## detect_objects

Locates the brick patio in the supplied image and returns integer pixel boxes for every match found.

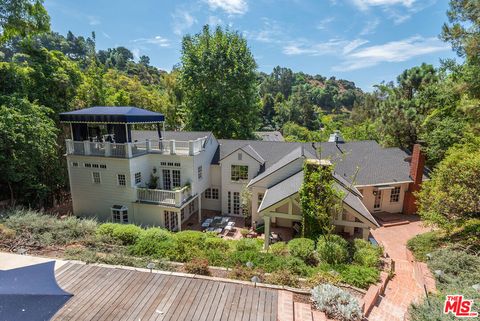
[369,217,434,321]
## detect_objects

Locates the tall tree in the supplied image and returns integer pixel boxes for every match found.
[180,25,260,139]
[0,0,50,43]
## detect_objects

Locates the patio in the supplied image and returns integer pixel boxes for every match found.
[182,210,246,240]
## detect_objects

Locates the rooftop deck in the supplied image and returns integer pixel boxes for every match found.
[65,137,207,158]
[52,262,278,321]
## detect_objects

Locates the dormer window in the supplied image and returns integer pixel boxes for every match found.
[231,165,248,181]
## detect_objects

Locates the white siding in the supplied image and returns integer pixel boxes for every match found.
[357,183,408,213]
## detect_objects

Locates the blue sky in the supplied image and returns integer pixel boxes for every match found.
[44,0,457,91]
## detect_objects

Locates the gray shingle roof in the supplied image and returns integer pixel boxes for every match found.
[220,144,265,164]
[258,170,379,227]
[255,131,285,141]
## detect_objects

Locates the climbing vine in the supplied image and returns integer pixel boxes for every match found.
[299,159,343,239]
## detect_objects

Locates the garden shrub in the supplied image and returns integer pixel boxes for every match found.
[265,269,299,287]
[204,248,227,266]
[110,224,142,245]
[228,266,264,281]
[130,228,172,256]
[287,238,316,264]
[317,235,349,265]
[307,270,342,287]
[205,237,230,251]
[0,224,16,239]
[269,242,289,256]
[235,238,262,251]
[338,265,379,289]
[174,230,207,249]
[312,284,362,321]
[96,223,117,238]
[184,258,211,276]
[352,239,381,267]
[407,231,441,261]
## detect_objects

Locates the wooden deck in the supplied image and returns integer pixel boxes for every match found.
[52,263,278,321]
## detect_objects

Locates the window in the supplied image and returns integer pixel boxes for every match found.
[198,166,203,180]
[161,161,167,166]
[205,188,219,200]
[100,164,107,169]
[117,174,126,186]
[72,162,78,167]
[258,193,264,207]
[111,206,128,223]
[164,211,178,231]
[233,192,240,215]
[231,165,248,181]
[174,162,181,167]
[238,153,242,161]
[172,170,181,188]
[84,163,92,168]
[374,190,382,209]
[134,172,142,185]
[92,164,99,168]
[189,201,195,215]
[228,192,231,213]
[390,187,401,203]
[92,172,101,184]
[168,162,174,166]
[181,208,185,221]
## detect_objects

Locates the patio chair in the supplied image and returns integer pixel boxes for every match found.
[221,217,230,224]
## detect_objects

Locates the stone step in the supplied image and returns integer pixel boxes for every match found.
[294,302,313,321]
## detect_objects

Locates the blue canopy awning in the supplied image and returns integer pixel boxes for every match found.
[59,106,165,124]
[0,261,72,321]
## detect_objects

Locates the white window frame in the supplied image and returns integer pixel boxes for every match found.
[211,188,219,200]
[198,166,203,180]
[233,192,240,215]
[134,172,142,185]
[172,170,181,188]
[117,174,126,186]
[231,165,248,182]
[92,172,101,184]
[111,206,128,223]
[390,186,401,203]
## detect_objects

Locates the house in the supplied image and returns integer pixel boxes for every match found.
[60,106,427,248]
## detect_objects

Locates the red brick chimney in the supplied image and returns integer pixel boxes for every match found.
[403,144,426,214]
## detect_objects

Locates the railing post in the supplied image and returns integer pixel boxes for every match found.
[189,140,194,156]
[83,140,91,155]
[175,190,181,207]
[126,143,132,158]
[170,140,176,155]
[65,139,73,154]
[105,142,112,157]
[146,139,151,152]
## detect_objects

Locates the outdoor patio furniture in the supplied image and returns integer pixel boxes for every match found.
[201,218,213,228]
[221,217,230,224]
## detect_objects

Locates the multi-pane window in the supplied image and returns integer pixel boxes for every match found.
[134,172,142,185]
[205,188,219,200]
[238,153,242,161]
[172,170,181,188]
[390,187,401,203]
[112,206,128,223]
[100,164,107,169]
[174,162,181,167]
[72,162,78,167]
[198,166,203,180]
[117,174,126,186]
[168,162,174,166]
[228,192,231,213]
[233,192,240,215]
[164,211,178,231]
[92,172,101,184]
[85,163,92,168]
[258,193,264,207]
[161,162,167,166]
[92,164,99,168]
[231,165,248,181]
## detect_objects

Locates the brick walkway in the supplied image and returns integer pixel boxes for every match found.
[369,218,434,321]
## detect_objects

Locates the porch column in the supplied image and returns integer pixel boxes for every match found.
[177,210,182,232]
[263,215,271,250]
[198,195,202,223]
[362,228,370,240]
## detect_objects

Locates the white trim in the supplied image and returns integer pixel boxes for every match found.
[354,181,413,188]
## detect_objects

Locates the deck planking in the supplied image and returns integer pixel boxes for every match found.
[53,263,279,321]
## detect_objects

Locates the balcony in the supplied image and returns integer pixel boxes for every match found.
[65,137,207,158]
[136,185,192,207]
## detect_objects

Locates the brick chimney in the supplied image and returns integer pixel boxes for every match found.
[403,144,426,215]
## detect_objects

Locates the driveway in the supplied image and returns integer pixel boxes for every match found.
[368,217,433,321]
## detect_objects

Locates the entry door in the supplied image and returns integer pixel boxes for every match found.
[162,169,171,190]
[374,190,382,211]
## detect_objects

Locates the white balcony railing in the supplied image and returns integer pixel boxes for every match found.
[136,185,192,207]
[65,137,207,158]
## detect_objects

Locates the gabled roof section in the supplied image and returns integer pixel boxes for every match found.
[255,131,285,141]
[258,170,379,228]
[247,146,315,187]
[219,144,265,164]
[59,106,165,123]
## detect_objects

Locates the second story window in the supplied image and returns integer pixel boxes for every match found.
[134,172,142,185]
[172,170,181,188]
[71,162,78,167]
[117,174,126,186]
[231,165,248,181]
[390,186,401,203]
[92,172,101,184]
[198,166,203,180]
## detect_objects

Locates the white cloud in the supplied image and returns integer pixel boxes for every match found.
[352,0,415,11]
[133,36,170,47]
[334,36,448,71]
[87,15,101,26]
[204,0,248,15]
[131,48,141,60]
[102,31,111,39]
[245,18,284,43]
[208,15,223,25]
[172,10,196,35]
[316,17,335,30]
[359,18,380,35]
[283,38,368,56]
